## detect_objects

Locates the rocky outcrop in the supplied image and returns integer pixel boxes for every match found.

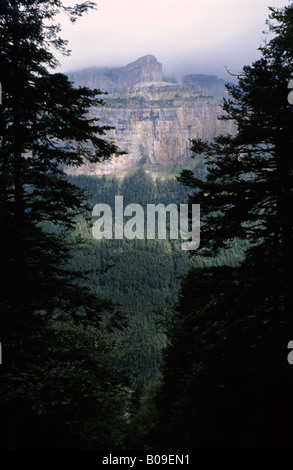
[66,56,235,176]
[117,55,163,91]
[67,55,163,95]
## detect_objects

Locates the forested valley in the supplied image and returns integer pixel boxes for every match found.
[1,0,293,454]
[67,167,246,391]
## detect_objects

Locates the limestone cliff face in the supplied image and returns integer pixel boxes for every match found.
[67,55,163,95]
[117,55,162,91]
[66,56,235,176]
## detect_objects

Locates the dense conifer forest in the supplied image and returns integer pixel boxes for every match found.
[68,167,247,390]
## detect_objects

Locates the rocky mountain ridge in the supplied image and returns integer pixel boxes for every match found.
[66,55,235,176]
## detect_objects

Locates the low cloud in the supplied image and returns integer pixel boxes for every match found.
[58,0,286,80]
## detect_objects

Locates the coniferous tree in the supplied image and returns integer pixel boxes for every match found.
[152,2,293,450]
[0,0,127,449]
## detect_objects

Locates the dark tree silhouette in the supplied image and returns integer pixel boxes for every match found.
[0,0,128,450]
[151,1,293,450]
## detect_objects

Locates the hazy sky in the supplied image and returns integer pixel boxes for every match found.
[58,0,287,80]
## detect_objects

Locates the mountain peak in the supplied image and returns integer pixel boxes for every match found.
[128,54,158,64]
[119,55,162,88]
